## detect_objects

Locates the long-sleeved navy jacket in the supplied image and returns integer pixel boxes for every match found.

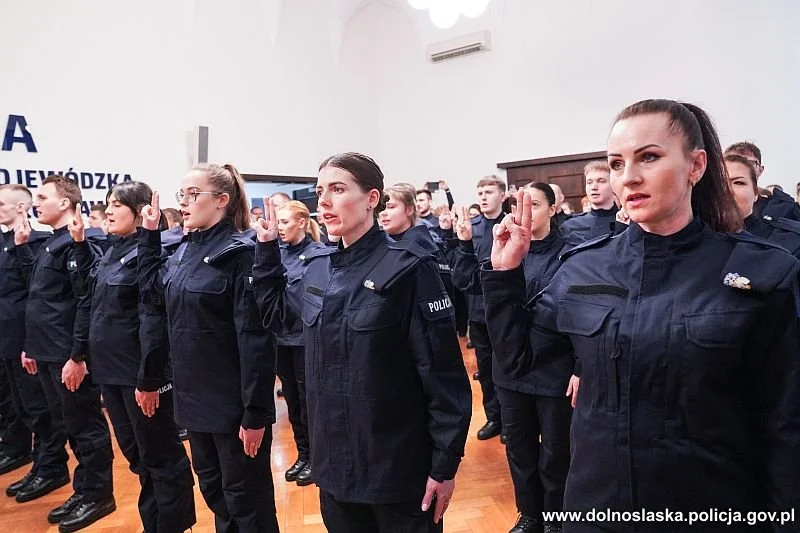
[482,218,800,531]
[137,219,276,433]
[253,224,471,504]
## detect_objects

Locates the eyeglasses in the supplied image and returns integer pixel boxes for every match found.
[175,190,222,203]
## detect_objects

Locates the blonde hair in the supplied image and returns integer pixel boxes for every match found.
[384,183,418,227]
[192,163,250,232]
[583,160,610,177]
[476,174,507,193]
[277,200,320,242]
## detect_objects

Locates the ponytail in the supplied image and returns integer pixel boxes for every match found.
[277,200,319,242]
[194,163,250,232]
[614,99,743,233]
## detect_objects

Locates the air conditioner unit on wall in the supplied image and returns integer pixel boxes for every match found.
[427,31,492,63]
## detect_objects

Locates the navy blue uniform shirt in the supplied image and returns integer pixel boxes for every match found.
[0,229,50,359]
[138,219,276,433]
[276,235,327,347]
[483,218,800,529]
[253,224,471,505]
[745,213,800,259]
[559,206,618,245]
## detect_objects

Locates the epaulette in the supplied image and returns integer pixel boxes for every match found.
[558,233,613,261]
[363,235,428,292]
[300,243,336,263]
[720,232,799,293]
[401,225,440,256]
[28,230,52,244]
[762,215,800,237]
[85,227,107,243]
[206,233,255,264]
[44,232,74,254]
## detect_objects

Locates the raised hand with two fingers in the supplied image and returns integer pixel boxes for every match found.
[250,198,279,243]
[141,191,161,231]
[490,188,532,271]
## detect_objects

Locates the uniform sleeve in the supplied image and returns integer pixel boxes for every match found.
[14,242,37,285]
[743,276,800,520]
[68,243,98,360]
[251,240,291,333]
[233,249,277,430]
[137,228,169,307]
[406,261,472,482]
[136,290,170,392]
[482,264,576,378]
[451,239,481,294]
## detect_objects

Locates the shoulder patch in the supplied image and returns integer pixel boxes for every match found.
[559,233,613,261]
[418,294,454,321]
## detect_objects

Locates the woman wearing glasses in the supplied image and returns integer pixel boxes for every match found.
[138,163,279,533]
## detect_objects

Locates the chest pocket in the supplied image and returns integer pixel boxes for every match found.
[186,276,228,295]
[104,258,137,287]
[557,299,620,411]
[346,299,404,396]
[684,310,751,351]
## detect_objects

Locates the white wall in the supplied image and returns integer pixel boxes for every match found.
[2,0,798,213]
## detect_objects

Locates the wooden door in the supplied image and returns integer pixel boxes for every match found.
[498,151,606,213]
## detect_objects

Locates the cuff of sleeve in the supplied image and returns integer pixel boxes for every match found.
[429,448,461,482]
[458,239,475,253]
[137,376,167,392]
[70,351,88,363]
[255,240,282,266]
[481,264,525,295]
[241,408,269,430]
[139,228,163,249]
[573,359,582,377]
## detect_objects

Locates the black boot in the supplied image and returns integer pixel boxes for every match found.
[0,454,32,476]
[6,469,36,497]
[296,463,313,487]
[476,420,502,440]
[285,458,308,482]
[15,474,70,503]
[58,496,116,532]
[510,515,542,533]
[543,523,562,533]
[48,493,85,524]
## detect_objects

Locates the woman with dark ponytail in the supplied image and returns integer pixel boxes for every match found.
[252,152,471,532]
[70,181,196,533]
[483,100,800,532]
[138,163,279,533]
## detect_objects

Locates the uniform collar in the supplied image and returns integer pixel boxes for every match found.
[628,216,706,256]
[282,235,311,253]
[52,225,70,238]
[529,229,560,254]
[590,206,619,217]
[188,218,233,243]
[330,224,383,268]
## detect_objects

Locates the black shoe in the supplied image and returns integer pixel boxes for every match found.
[6,469,36,497]
[457,329,467,338]
[296,464,313,487]
[500,433,507,445]
[0,454,32,476]
[15,474,70,503]
[510,514,542,533]
[276,388,284,398]
[285,459,308,482]
[48,493,85,524]
[178,428,189,441]
[543,523,562,533]
[477,421,502,440]
[466,342,474,349]
[58,496,116,533]
[472,371,480,380]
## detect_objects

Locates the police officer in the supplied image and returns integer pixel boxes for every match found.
[138,163,279,533]
[484,100,800,532]
[381,183,455,300]
[71,181,196,533]
[725,154,800,259]
[15,175,116,532]
[451,175,507,440]
[725,141,800,223]
[0,185,55,489]
[486,182,572,533]
[253,152,471,533]
[559,162,618,245]
[272,200,326,486]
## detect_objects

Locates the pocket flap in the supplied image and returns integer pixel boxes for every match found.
[556,300,613,337]
[685,310,750,349]
[185,276,228,295]
[349,301,399,331]
[302,300,322,327]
